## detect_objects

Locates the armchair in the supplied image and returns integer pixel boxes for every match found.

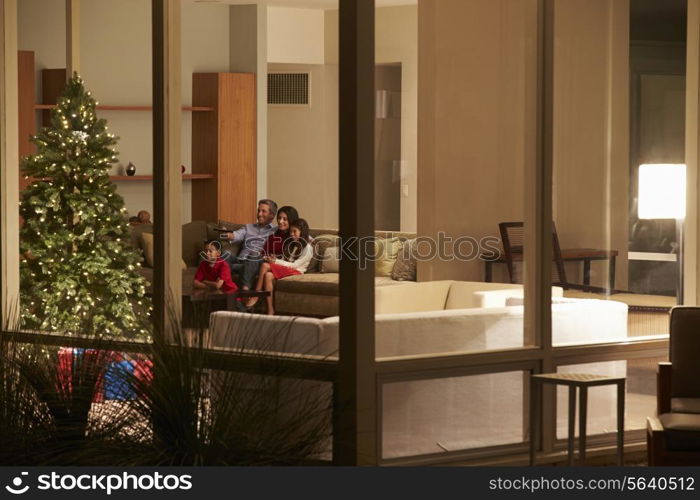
[646,307,700,465]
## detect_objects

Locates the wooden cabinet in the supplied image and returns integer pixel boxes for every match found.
[191,73,257,223]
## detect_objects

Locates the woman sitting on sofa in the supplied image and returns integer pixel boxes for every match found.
[261,205,299,258]
[246,218,313,315]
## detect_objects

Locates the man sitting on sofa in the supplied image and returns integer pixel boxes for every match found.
[220,199,278,290]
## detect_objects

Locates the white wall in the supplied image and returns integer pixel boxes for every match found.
[17,0,231,223]
[265,6,331,228]
[267,63,338,229]
[266,5,417,231]
[268,7,325,64]
[417,0,629,286]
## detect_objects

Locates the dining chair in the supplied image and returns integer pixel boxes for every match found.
[498,221,569,288]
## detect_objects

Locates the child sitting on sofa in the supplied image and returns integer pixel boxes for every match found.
[193,240,238,293]
[246,219,312,315]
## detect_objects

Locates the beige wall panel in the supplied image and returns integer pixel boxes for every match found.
[1,0,20,322]
[268,6,325,64]
[418,0,628,286]
[230,3,267,203]
[418,0,534,282]
[685,0,700,306]
[552,0,629,290]
[376,6,418,232]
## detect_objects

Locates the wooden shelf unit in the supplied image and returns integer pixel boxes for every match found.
[27,174,215,183]
[110,174,214,181]
[34,104,214,112]
[191,73,257,223]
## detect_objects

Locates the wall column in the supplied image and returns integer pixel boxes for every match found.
[230,4,267,201]
[0,0,19,327]
[525,0,555,454]
[335,0,377,466]
[685,0,700,306]
[152,0,182,341]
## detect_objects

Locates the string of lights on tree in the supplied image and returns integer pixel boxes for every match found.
[20,73,152,342]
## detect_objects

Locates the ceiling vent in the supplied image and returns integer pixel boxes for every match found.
[268,72,310,106]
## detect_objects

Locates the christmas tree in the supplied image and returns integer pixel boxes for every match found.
[20,74,151,340]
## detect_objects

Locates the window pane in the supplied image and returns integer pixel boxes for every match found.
[389,0,530,354]
[382,371,526,459]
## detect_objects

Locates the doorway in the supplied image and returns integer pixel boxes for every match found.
[375,64,402,231]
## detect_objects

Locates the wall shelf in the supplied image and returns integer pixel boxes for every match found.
[28,174,215,183]
[18,60,256,221]
[34,104,214,112]
[110,174,215,181]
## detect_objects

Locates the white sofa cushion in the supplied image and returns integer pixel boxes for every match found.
[472,286,564,308]
[444,281,523,309]
[375,280,564,312]
[550,297,627,345]
[374,280,453,314]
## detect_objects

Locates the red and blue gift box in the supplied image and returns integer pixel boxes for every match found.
[57,348,152,401]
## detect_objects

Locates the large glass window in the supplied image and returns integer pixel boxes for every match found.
[381,370,527,459]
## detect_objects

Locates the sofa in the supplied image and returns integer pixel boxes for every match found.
[273,227,417,317]
[208,281,628,458]
[129,221,417,312]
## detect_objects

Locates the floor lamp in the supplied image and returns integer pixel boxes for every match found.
[638,163,686,302]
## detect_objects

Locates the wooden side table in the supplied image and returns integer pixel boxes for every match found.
[183,289,271,326]
[530,372,625,466]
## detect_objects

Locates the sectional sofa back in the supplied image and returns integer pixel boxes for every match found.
[444,281,526,309]
[307,228,416,240]
[210,295,627,359]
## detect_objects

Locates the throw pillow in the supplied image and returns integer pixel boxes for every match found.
[390,238,417,281]
[308,234,341,273]
[141,231,154,268]
[130,224,153,256]
[375,237,401,277]
[320,246,341,273]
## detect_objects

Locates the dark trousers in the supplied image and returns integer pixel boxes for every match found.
[228,257,262,289]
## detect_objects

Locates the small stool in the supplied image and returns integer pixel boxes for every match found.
[530,372,625,466]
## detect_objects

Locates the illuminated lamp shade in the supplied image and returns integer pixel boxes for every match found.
[638,164,686,219]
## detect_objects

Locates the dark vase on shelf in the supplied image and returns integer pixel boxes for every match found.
[126,162,136,176]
